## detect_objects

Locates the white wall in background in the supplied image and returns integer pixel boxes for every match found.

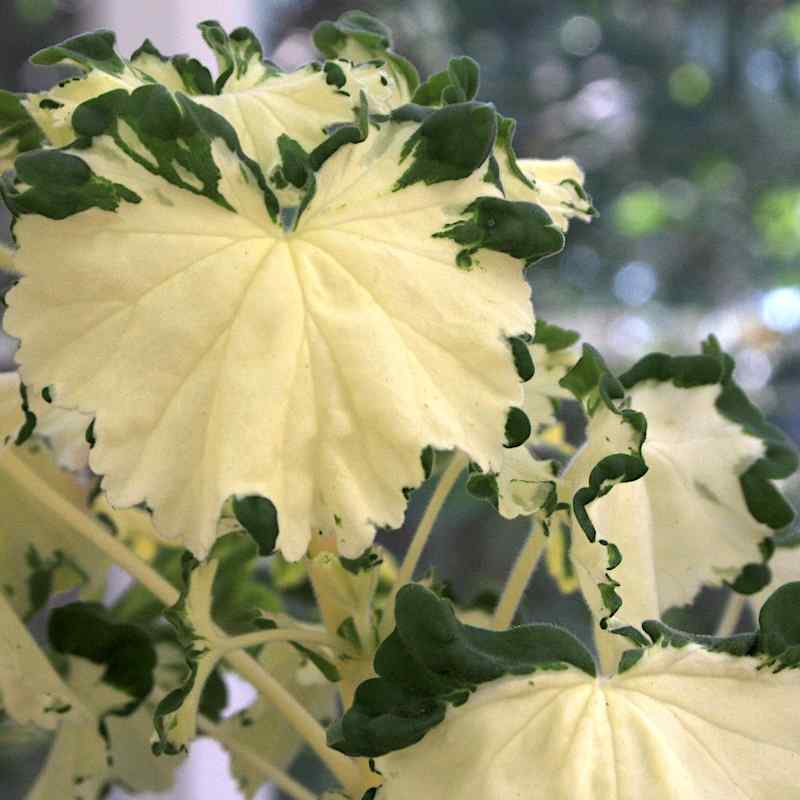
[86,0,263,62]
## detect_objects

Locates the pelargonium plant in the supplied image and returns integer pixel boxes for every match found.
[0,11,798,800]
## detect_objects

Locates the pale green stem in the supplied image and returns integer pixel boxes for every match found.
[217,627,338,654]
[493,522,546,629]
[380,451,468,640]
[715,592,747,638]
[594,625,624,676]
[2,449,359,794]
[198,715,316,800]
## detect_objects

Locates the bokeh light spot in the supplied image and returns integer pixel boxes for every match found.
[613,261,658,306]
[669,63,712,106]
[613,187,668,237]
[560,16,602,58]
[761,286,800,332]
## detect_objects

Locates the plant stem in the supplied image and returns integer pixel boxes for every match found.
[380,451,468,640]
[715,591,747,637]
[593,625,625,676]
[2,449,359,794]
[493,522,546,629]
[198,715,316,800]
[218,627,337,654]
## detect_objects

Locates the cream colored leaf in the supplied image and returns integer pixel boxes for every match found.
[495,446,557,519]
[26,716,108,800]
[376,645,800,799]
[499,152,594,230]
[0,369,91,469]
[24,656,180,800]
[197,61,399,174]
[104,704,185,794]
[28,391,92,471]
[566,382,768,640]
[0,596,171,798]
[0,592,89,729]
[24,69,137,149]
[0,371,25,445]
[0,241,14,269]
[752,543,800,612]
[8,117,534,560]
[523,341,577,430]
[24,38,399,182]
[0,445,106,618]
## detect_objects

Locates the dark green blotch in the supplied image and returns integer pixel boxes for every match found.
[617,649,645,673]
[411,70,452,106]
[0,91,47,168]
[465,471,498,507]
[727,562,772,595]
[233,495,279,556]
[508,335,535,382]
[15,382,36,446]
[7,149,140,220]
[413,56,480,107]
[31,30,126,75]
[328,584,595,757]
[324,61,347,89]
[309,90,369,172]
[49,602,156,709]
[341,549,383,575]
[71,85,278,221]
[642,619,758,657]
[395,102,497,190]
[533,319,580,352]
[85,419,96,447]
[504,406,531,448]
[435,196,564,268]
[443,56,480,104]
[758,581,800,668]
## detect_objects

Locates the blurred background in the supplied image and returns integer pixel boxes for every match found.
[1,0,799,798]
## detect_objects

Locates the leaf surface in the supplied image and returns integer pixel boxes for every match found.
[375,643,800,799]
[6,100,554,559]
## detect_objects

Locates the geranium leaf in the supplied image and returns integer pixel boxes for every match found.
[371,636,800,798]
[5,93,555,560]
[562,339,797,663]
[0,592,88,729]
